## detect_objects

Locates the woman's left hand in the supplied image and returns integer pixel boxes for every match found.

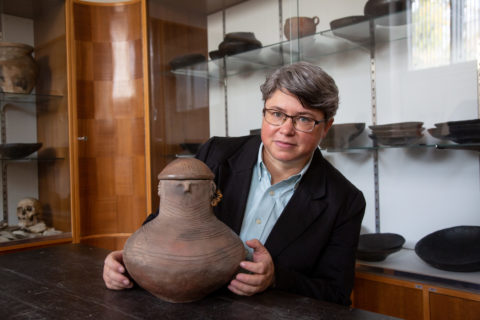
[228,239,275,296]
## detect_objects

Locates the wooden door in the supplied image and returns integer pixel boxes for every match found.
[70,0,150,250]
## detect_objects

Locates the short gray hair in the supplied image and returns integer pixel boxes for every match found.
[260,62,339,120]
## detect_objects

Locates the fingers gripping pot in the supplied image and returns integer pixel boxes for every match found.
[123,158,246,303]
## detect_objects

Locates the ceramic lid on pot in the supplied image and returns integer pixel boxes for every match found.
[158,157,214,180]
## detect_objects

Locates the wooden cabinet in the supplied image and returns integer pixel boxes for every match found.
[429,290,480,320]
[0,0,72,253]
[1,0,152,253]
[353,271,480,320]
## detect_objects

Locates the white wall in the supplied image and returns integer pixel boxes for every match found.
[207,0,480,248]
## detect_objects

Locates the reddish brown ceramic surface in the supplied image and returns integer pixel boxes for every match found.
[124,158,245,303]
[284,16,319,40]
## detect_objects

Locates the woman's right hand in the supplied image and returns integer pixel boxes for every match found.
[103,250,134,290]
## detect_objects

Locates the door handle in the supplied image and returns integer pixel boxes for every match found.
[77,136,88,141]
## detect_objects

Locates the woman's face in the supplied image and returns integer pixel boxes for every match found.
[261,89,333,168]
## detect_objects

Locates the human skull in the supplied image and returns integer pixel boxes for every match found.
[17,197,42,228]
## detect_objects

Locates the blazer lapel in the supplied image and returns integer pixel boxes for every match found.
[215,136,261,234]
[265,150,328,258]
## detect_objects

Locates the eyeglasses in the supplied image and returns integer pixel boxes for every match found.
[262,108,327,133]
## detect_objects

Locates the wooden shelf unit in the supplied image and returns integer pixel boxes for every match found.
[353,270,480,320]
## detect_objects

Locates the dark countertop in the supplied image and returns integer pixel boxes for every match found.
[0,244,397,320]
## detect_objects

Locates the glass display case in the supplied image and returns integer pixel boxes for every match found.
[0,0,71,251]
[146,0,479,274]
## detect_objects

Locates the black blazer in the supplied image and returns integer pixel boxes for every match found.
[195,135,366,306]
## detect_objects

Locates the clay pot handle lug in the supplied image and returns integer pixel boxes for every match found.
[211,189,223,207]
[313,16,319,26]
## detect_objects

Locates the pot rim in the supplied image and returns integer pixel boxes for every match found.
[0,41,34,51]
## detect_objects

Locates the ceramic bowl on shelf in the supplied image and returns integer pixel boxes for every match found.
[209,50,223,60]
[369,121,424,131]
[364,0,408,26]
[211,32,262,59]
[0,143,42,159]
[415,226,480,272]
[370,127,424,137]
[357,232,405,262]
[427,127,447,140]
[430,119,480,144]
[320,122,365,149]
[369,134,423,147]
[218,40,262,57]
[435,120,480,133]
[169,53,206,70]
[329,15,371,43]
[368,121,425,146]
[224,32,262,47]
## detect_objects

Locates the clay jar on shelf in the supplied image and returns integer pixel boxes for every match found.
[284,16,319,40]
[123,157,246,303]
[0,42,38,94]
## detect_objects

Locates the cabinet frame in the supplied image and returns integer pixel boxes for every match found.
[354,270,480,320]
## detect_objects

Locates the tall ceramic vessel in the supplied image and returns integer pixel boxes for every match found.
[0,42,38,94]
[123,158,246,303]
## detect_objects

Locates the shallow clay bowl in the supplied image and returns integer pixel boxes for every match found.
[169,53,206,70]
[329,16,371,43]
[369,121,424,131]
[224,32,262,47]
[357,232,405,262]
[364,0,408,25]
[371,128,424,137]
[218,40,261,56]
[415,226,480,272]
[0,143,42,159]
[369,134,422,146]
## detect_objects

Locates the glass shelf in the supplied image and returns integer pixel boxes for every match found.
[171,36,368,80]
[0,156,66,162]
[322,142,480,153]
[170,13,412,80]
[0,92,63,104]
[0,231,72,249]
[321,14,409,49]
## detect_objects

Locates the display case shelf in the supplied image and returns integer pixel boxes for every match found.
[170,13,411,81]
[0,232,72,251]
[0,156,66,162]
[0,92,63,105]
[322,142,480,153]
[171,34,368,80]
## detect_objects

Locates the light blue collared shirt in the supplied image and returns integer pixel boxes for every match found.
[239,143,313,259]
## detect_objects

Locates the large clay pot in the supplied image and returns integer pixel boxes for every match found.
[284,16,319,40]
[0,42,38,94]
[123,158,246,303]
